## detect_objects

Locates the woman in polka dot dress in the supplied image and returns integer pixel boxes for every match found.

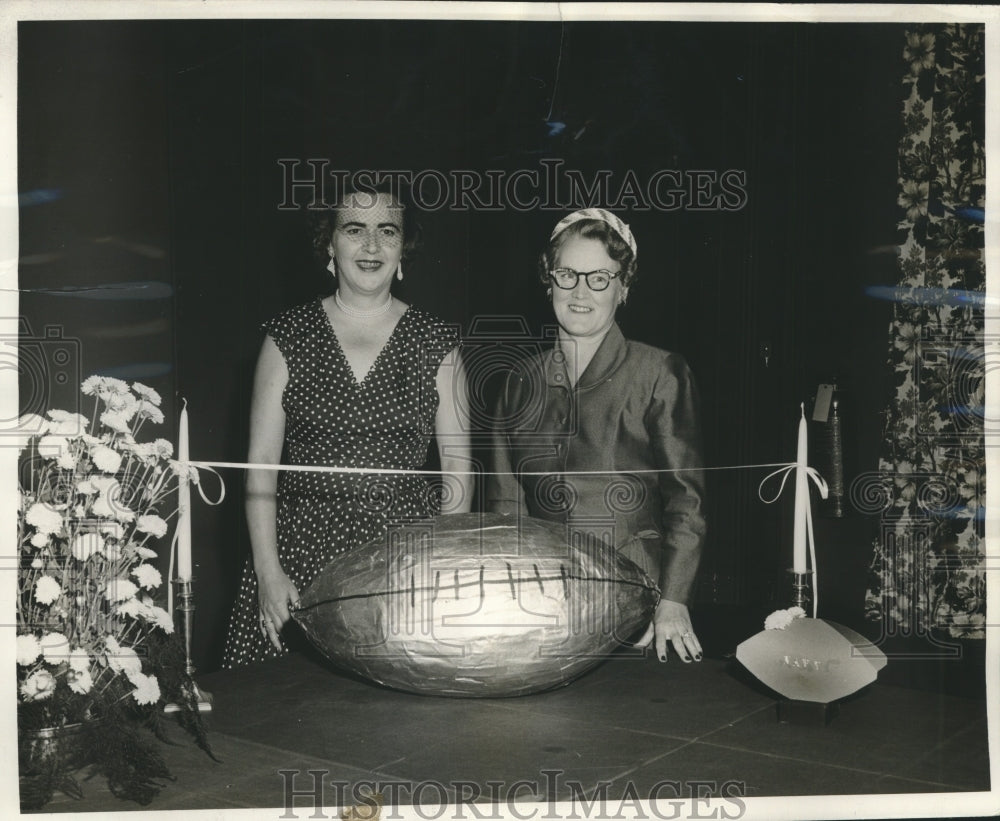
[221,187,472,668]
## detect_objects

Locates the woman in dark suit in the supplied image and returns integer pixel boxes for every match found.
[486,208,706,663]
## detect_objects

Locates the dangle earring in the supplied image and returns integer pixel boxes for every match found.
[546,286,552,298]
[396,260,404,281]
[327,254,337,276]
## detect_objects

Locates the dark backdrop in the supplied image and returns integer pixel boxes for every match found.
[18,19,902,672]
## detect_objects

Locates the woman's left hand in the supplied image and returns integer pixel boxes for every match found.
[637,599,702,663]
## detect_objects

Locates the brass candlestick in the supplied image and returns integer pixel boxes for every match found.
[167,578,213,712]
[789,569,813,612]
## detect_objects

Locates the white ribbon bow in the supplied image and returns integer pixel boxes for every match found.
[757,462,829,618]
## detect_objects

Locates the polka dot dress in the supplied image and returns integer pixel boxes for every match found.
[221,297,459,668]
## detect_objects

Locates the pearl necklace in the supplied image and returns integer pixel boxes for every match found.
[335,289,393,318]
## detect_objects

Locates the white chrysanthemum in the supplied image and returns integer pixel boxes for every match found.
[18,412,49,436]
[100,521,124,539]
[136,546,158,560]
[56,446,78,471]
[136,515,168,538]
[30,556,44,568]
[113,502,135,524]
[67,646,91,673]
[71,532,101,562]
[127,441,158,463]
[36,434,71,463]
[132,563,162,590]
[137,401,165,425]
[153,438,174,460]
[25,502,63,535]
[81,375,102,395]
[30,531,50,548]
[106,639,143,676]
[90,479,135,523]
[100,409,132,434]
[91,444,123,474]
[34,575,62,605]
[169,460,199,483]
[116,598,144,619]
[16,634,42,666]
[39,631,70,664]
[764,610,790,630]
[147,604,174,633]
[76,478,98,495]
[92,376,131,398]
[45,410,89,436]
[20,670,56,701]
[105,390,139,420]
[127,670,161,705]
[91,495,114,518]
[132,382,162,406]
[67,668,94,695]
[105,578,138,602]
[764,606,807,631]
[91,476,118,493]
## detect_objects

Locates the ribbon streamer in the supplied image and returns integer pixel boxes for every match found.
[757,463,830,504]
[757,462,829,617]
[190,459,792,478]
[167,463,228,616]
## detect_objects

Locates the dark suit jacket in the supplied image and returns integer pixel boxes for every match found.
[485,323,706,604]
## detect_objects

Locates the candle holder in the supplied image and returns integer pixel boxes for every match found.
[166,577,213,713]
[788,569,813,611]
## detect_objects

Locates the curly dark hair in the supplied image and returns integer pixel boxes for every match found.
[309,178,423,264]
[537,218,638,290]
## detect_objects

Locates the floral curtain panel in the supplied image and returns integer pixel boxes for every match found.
[864,24,986,639]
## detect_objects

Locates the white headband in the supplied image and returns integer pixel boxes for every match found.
[550,208,637,258]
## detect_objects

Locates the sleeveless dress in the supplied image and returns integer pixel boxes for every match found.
[221,297,459,668]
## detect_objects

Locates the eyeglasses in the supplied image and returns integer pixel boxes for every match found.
[549,268,621,291]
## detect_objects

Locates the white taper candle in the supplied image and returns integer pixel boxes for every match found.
[177,401,193,581]
[793,402,809,574]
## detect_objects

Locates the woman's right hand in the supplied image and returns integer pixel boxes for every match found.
[256,569,300,651]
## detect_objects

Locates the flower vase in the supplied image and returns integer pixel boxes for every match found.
[20,718,100,775]
[19,717,105,809]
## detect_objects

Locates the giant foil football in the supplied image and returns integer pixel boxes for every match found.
[293,513,660,697]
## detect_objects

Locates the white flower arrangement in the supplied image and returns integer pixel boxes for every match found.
[17,377,192,722]
[17,377,214,810]
[764,606,807,631]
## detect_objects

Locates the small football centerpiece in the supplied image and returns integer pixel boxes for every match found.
[738,404,887,723]
[736,607,887,723]
[294,513,659,697]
